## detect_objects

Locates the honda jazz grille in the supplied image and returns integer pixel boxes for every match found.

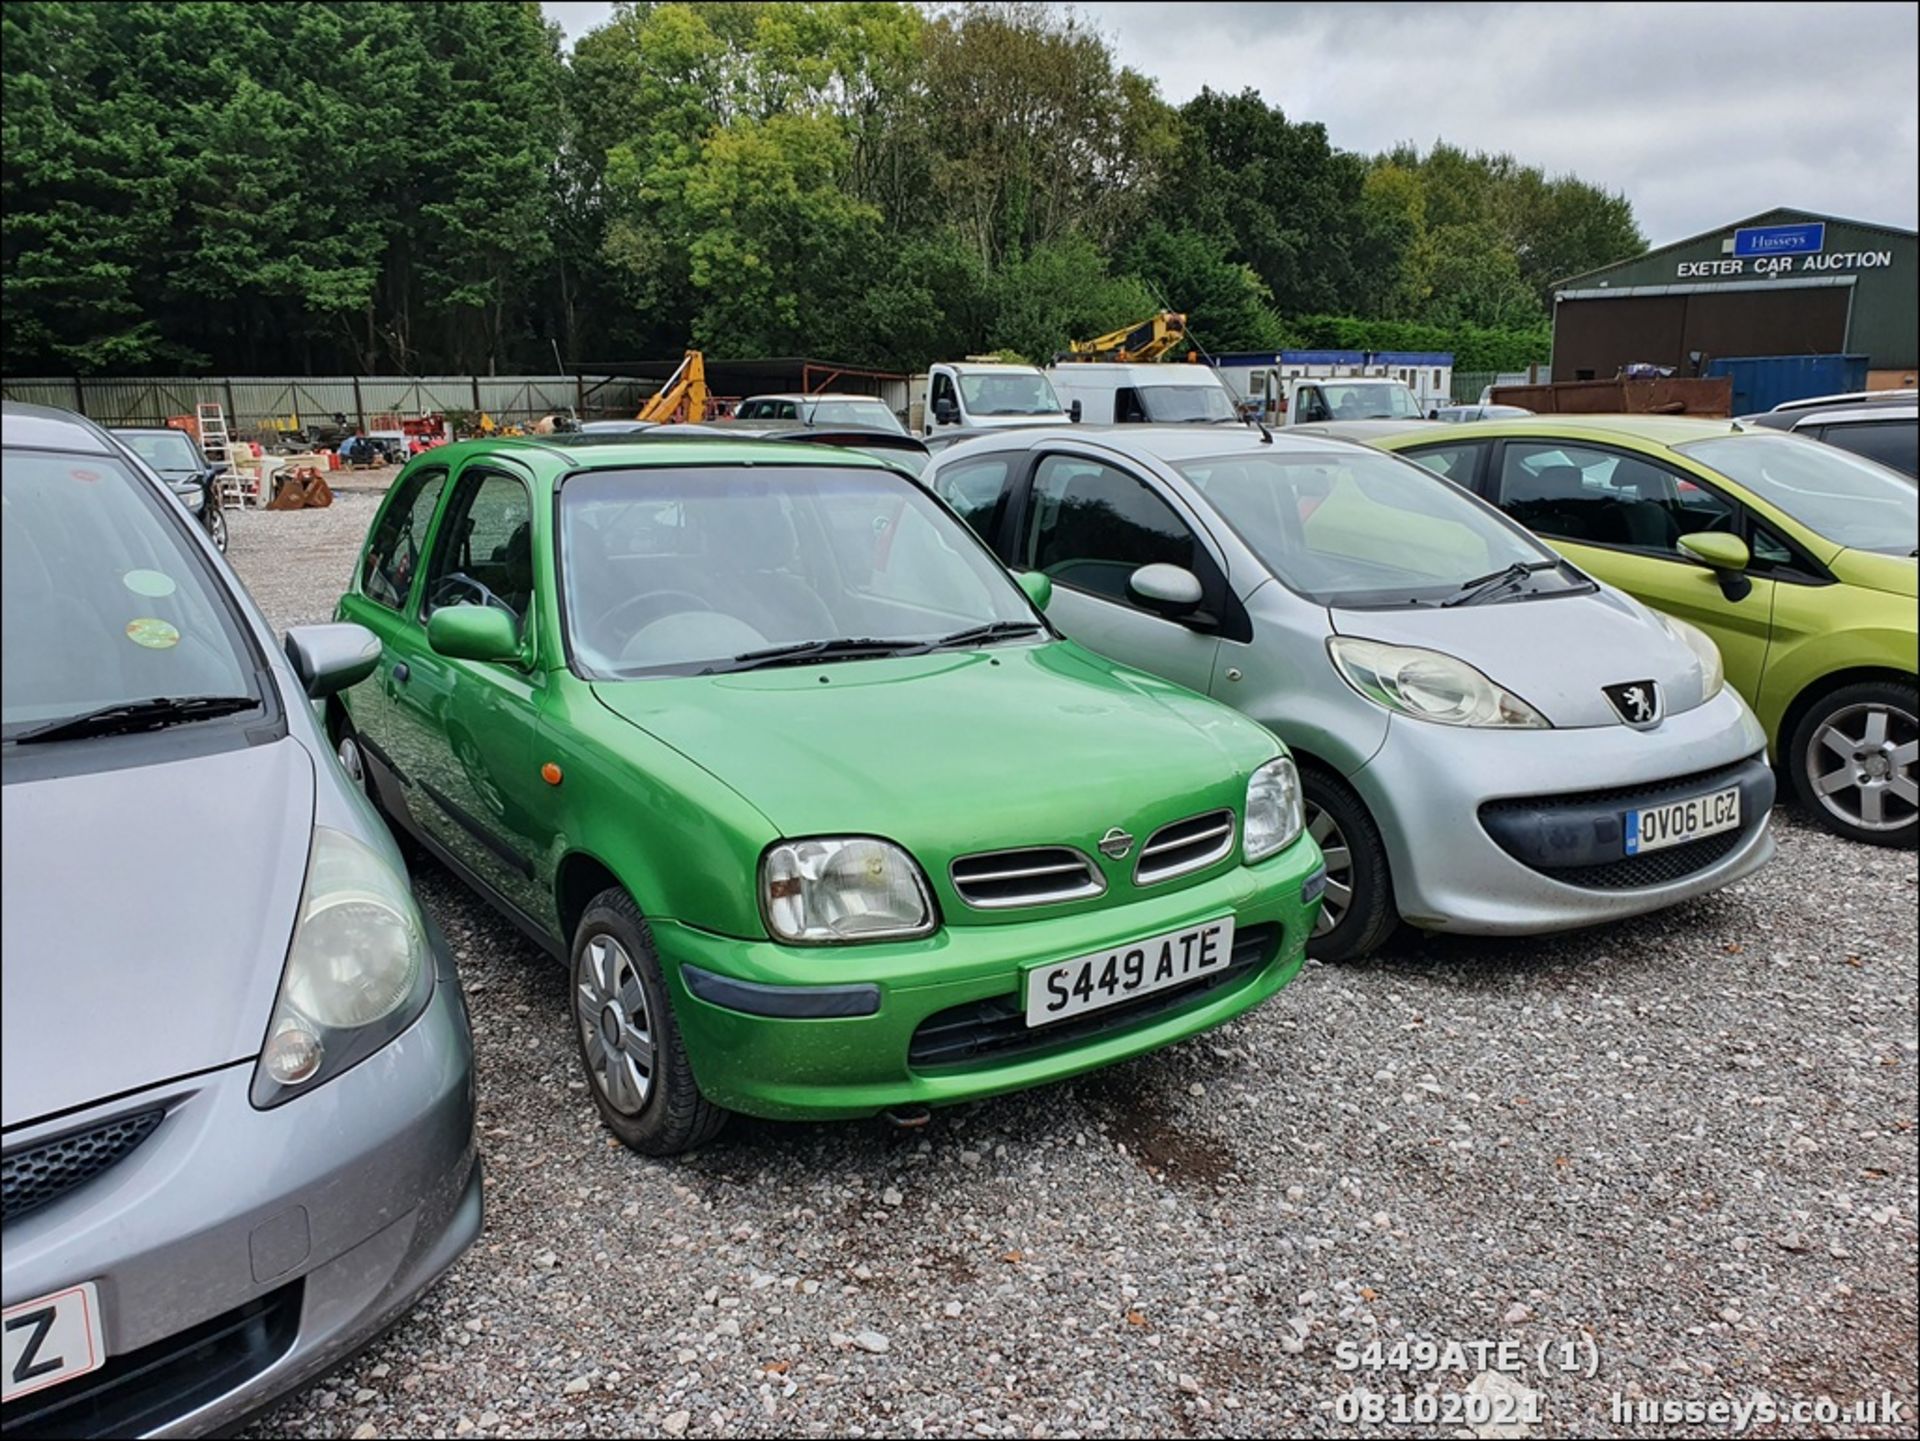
[3,1109,166,1220]
[950,846,1104,909]
[1134,809,1236,886]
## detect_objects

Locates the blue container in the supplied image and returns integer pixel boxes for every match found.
[1706,354,1869,415]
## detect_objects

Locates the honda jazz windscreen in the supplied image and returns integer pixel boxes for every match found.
[1173,448,1593,608]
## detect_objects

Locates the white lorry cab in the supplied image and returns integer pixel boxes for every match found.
[1042,362,1240,426]
[1267,374,1428,426]
[921,362,1071,436]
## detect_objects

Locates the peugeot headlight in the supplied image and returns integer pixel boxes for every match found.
[1328,638,1549,729]
[1243,756,1304,863]
[251,827,434,1107]
[1654,611,1725,702]
[761,837,936,944]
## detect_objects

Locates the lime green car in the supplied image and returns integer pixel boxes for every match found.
[1376,417,1918,847]
[329,435,1324,1153]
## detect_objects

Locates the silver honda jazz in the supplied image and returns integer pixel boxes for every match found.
[2,403,479,1436]
[924,424,1776,958]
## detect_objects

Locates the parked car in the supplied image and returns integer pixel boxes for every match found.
[1431,403,1533,424]
[1376,416,1918,847]
[328,434,1326,1153]
[577,419,656,435]
[732,393,906,434]
[1044,363,1240,426]
[1768,402,1917,479]
[923,425,1778,959]
[1744,388,1916,428]
[923,362,1074,436]
[1,403,480,1437]
[110,424,230,552]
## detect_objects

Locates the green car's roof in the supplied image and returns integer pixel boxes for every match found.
[424,433,902,479]
[1377,414,1746,451]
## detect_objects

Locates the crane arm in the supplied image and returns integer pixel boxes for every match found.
[1058,311,1188,363]
[637,350,709,422]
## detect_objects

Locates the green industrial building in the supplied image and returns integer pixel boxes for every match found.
[1550,207,1918,386]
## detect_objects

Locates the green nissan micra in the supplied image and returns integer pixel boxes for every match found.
[331,435,1324,1153]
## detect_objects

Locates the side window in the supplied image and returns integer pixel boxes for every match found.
[737,401,761,420]
[1025,455,1198,606]
[1295,386,1330,424]
[1820,419,1917,475]
[1496,442,1736,555]
[773,400,799,421]
[1115,388,1149,424]
[931,374,957,411]
[422,470,535,634]
[1401,441,1487,490]
[931,454,1015,548]
[361,466,449,610]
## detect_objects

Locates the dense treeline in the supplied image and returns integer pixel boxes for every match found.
[1,0,1646,376]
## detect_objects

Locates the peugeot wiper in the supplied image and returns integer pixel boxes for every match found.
[701,637,918,674]
[12,694,260,744]
[922,620,1047,651]
[1441,559,1560,608]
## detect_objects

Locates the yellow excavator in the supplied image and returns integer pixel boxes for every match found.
[637,349,710,423]
[1057,311,1188,364]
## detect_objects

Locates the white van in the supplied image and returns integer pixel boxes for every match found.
[922,363,1071,436]
[1044,363,1240,426]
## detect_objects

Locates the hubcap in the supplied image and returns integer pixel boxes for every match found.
[575,935,654,1115]
[336,735,365,787]
[1303,801,1355,937]
[1807,702,1918,833]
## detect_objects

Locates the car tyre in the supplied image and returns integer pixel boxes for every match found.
[1300,765,1399,962]
[571,888,728,1156]
[1787,680,1918,848]
[207,502,229,553]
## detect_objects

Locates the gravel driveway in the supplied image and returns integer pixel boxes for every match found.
[225,498,1918,1439]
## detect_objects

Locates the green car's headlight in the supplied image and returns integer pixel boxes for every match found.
[761,837,936,944]
[1243,756,1304,863]
[251,827,434,1108]
[1328,637,1549,729]
[1655,610,1725,702]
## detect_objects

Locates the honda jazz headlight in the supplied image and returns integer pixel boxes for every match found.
[1328,638,1549,728]
[251,827,434,1107]
[1243,756,1304,863]
[1654,611,1725,702]
[761,837,936,944]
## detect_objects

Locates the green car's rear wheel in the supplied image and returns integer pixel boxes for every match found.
[571,888,728,1156]
[1788,680,1918,848]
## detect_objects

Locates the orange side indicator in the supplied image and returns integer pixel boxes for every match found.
[541,762,563,786]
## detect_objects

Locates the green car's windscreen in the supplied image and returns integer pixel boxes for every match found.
[1173,448,1583,607]
[560,465,1039,676]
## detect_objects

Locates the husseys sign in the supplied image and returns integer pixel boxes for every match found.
[1678,223,1894,279]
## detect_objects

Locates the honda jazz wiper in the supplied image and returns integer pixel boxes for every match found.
[12,694,260,744]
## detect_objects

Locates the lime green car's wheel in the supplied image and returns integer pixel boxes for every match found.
[571,888,728,1155]
[1790,681,1918,848]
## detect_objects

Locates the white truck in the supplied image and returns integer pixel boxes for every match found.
[1042,363,1240,425]
[919,362,1072,436]
[1252,374,1431,426]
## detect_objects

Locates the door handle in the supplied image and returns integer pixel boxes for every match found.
[392,662,411,685]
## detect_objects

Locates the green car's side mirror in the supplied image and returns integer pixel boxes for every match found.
[427,605,521,663]
[1678,532,1753,601]
[1017,571,1053,612]
[1678,532,1750,573]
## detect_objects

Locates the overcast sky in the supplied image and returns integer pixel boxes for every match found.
[540,1,1919,245]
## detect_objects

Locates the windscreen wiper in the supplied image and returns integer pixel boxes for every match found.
[1441,559,1560,608]
[921,620,1047,651]
[701,637,919,674]
[12,694,260,744]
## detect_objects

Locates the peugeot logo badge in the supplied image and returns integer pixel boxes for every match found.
[1097,827,1135,860]
[1603,679,1662,730]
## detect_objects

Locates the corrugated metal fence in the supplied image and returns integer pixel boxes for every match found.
[1,374,654,433]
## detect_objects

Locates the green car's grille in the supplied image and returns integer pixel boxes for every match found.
[908,923,1281,1070]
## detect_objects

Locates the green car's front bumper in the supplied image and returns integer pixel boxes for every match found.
[654,840,1325,1121]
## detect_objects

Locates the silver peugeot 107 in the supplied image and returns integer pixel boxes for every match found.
[1,403,479,1437]
[925,425,1777,958]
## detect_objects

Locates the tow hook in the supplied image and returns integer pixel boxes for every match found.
[882,1106,931,1129]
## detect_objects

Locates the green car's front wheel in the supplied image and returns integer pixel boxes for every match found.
[1788,680,1918,848]
[571,889,728,1156]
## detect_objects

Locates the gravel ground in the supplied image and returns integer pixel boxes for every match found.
[226,498,1918,1439]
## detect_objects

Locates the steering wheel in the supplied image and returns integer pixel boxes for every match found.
[431,571,514,614]
[598,589,716,639]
